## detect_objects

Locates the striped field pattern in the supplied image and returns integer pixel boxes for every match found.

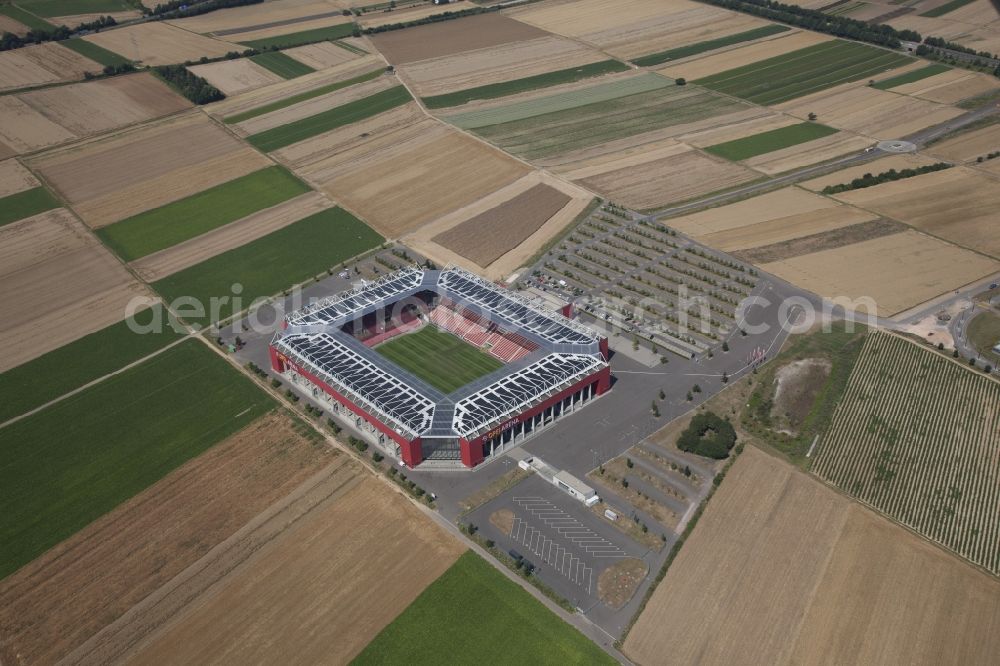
[813,330,1000,574]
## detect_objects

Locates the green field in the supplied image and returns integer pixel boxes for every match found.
[240,22,356,49]
[374,325,503,393]
[694,40,913,105]
[153,207,383,327]
[0,304,184,424]
[353,552,615,665]
[631,24,790,67]
[61,37,132,66]
[871,63,950,90]
[422,60,631,109]
[466,82,748,161]
[0,3,53,29]
[0,339,274,580]
[704,121,839,161]
[968,310,1000,363]
[248,84,411,152]
[97,166,311,261]
[920,0,976,17]
[12,0,132,17]
[0,186,60,227]
[250,51,315,79]
[224,68,384,124]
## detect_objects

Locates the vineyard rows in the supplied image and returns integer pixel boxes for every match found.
[814,330,1000,574]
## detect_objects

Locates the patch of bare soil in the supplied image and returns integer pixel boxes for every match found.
[370,12,547,64]
[770,358,832,435]
[597,558,647,610]
[490,508,515,534]
[733,218,907,264]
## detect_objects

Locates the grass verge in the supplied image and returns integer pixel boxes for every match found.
[97,166,310,261]
[0,186,60,227]
[374,325,503,393]
[250,51,315,79]
[240,22,356,49]
[0,339,275,580]
[352,551,615,664]
[153,207,383,327]
[631,24,790,67]
[704,121,839,161]
[60,38,131,66]
[223,68,384,123]
[0,304,184,424]
[247,84,411,152]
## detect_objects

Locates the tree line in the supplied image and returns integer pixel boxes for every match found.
[0,15,115,51]
[153,65,225,104]
[821,162,952,195]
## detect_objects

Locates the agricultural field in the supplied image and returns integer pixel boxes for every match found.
[871,63,951,90]
[889,68,1000,105]
[631,24,791,66]
[0,411,332,664]
[375,325,504,393]
[815,330,1000,574]
[238,21,356,49]
[357,0,470,29]
[29,111,271,227]
[0,161,59,226]
[109,474,465,665]
[888,1,1000,55]
[370,12,547,64]
[0,208,152,372]
[399,34,611,101]
[250,51,315,79]
[355,552,615,664]
[692,40,913,105]
[927,122,1000,174]
[60,38,132,67]
[0,4,41,34]
[509,0,773,61]
[12,0,134,18]
[187,59,285,96]
[81,22,239,66]
[624,446,1000,665]
[0,42,101,93]
[704,122,839,161]
[96,166,311,261]
[283,40,361,69]
[659,30,831,80]
[284,110,531,237]
[152,207,383,327]
[831,166,1000,259]
[167,0,350,37]
[798,152,942,191]
[0,339,275,579]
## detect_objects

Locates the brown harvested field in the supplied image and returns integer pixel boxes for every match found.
[370,12,548,64]
[743,132,872,175]
[575,143,759,209]
[0,412,333,665]
[217,13,353,43]
[284,41,360,69]
[0,42,101,92]
[130,192,332,281]
[699,205,879,253]
[677,113,795,147]
[891,68,1000,104]
[359,0,470,28]
[661,30,831,80]
[0,97,74,154]
[232,74,396,136]
[82,23,239,66]
[668,186,841,238]
[510,0,769,61]
[0,14,28,36]
[289,110,531,237]
[433,183,571,267]
[0,209,151,372]
[188,59,284,96]
[0,158,40,197]
[206,55,383,119]
[925,122,1000,163]
[798,152,941,191]
[88,474,464,666]
[762,230,999,316]
[776,83,963,138]
[18,73,191,136]
[52,10,141,27]
[168,0,348,35]
[833,166,1000,258]
[400,35,605,98]
[733,218,908,264]
[29,112,271,227]
[624,446,1000,666]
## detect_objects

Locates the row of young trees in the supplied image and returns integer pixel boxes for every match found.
[821,162,952,195]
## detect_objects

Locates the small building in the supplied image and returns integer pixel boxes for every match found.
[553,470,599,506]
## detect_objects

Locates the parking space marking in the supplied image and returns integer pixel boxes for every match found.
[509,517,593,595]
[513,497,628,558]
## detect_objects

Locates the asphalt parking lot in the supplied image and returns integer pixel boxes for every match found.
[467,475,649,612]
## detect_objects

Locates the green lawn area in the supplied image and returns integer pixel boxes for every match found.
[97,166,311,261]
[631,24,790,67]
[224,68,384,123]
[968,310,1000,363]
[0,304,184,424]
[704,121,839,161]
[0,186,60,227]
[240,22,356,49]
[13,0,132,17]
[0,339,274,580]
[248,84,411,152]
[153,207,383,327]
[61,37,131,66]
[0,3,53,29]
[250,51,315,79]
[694,40,913,105]
[920,0,976,17]
[422,60,630,109]
[374,325,503,393]
[871,63,950,90]
[352,551,615,665]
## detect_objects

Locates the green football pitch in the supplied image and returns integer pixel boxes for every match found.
[374,325,503,393]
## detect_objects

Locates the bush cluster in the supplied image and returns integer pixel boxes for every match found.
[677,412,737,459]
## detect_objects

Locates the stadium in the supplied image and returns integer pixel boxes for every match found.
[269,266,610,469]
